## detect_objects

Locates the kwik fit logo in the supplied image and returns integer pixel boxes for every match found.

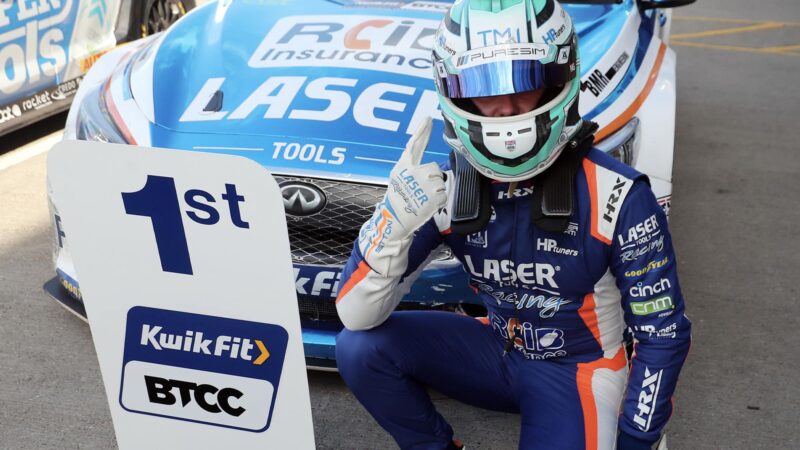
[120,307,288,432]
[139,324,270,365]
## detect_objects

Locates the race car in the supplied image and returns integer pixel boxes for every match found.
[0,0,199,136]
[46,0,694,369]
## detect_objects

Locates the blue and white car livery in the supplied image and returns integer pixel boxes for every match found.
[48,0,691,369]
[0,0,196,136]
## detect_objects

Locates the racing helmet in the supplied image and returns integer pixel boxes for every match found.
[432,0,582,182]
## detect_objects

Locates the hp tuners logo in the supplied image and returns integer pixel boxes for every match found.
[120,307,288,432]
[633,367,663,431]
[248,15,439,78]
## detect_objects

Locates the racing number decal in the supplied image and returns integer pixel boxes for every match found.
[122,176,250,275]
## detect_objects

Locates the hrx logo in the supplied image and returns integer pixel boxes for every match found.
[633,367,663,431]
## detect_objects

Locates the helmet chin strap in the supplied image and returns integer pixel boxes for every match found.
[449,121,598,235]
[449,149,493,235]
[531,120,598,233]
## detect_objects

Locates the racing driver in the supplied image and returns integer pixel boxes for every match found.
[335,1,691,449]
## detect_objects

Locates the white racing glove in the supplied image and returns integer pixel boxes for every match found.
[357,117,448,275]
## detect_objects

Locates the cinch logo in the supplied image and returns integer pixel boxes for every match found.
[249,15,439,78]
[633,367,663,431]
[139,325,270,365]
[120,307,288,432]
[630,296,674,316]
[629,278,671,298]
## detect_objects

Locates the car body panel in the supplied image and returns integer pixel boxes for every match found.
[0,0,124,134]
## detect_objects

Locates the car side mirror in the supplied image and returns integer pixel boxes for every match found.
[638,0,696,10]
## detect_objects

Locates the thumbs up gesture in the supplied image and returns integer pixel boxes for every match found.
[382,117,448,239]
[359,117,448,256]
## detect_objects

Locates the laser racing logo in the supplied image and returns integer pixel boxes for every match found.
[248,15,440,78]
[119,307,288,432]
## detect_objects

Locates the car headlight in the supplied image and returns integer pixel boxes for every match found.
[595,117,639,166]
[75,80,129,143]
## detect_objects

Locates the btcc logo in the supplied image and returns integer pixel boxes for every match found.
[145,376,246,417]
[140,325,270,365]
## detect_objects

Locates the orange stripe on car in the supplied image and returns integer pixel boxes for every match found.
[335,260,371,304]
[576,347,627,450]
[578,293,602,347]
[596,43,667,142]
[103,79,138,145]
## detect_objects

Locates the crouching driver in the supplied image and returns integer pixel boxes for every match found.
[335,1,691,449]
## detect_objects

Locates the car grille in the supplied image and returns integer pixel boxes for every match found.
[273,175,386,266]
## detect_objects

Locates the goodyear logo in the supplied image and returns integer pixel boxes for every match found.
[120,307,288,432]
[624,257,669,278]
[630,296,674,316]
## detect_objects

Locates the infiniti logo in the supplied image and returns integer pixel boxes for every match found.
[280,181,326,216]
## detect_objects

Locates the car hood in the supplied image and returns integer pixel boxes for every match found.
[131,0,637,180]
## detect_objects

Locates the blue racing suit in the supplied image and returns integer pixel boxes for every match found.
[335,149,691,450]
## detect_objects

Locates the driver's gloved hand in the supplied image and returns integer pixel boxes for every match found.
[356,117,447,275]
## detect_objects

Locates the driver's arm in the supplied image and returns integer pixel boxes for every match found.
[611,182,692,448]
